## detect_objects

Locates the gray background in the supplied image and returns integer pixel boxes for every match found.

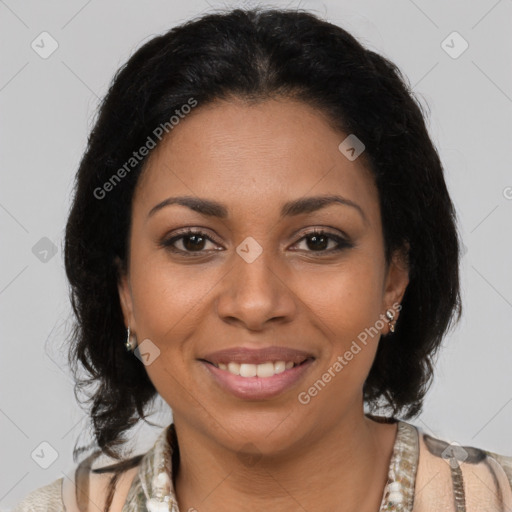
[1,0,511,508]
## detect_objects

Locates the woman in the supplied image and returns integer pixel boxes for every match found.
[12,7,511,512]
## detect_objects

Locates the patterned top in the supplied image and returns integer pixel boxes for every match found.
[11,416,512,512]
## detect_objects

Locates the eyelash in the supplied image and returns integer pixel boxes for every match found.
[160,228,353,257]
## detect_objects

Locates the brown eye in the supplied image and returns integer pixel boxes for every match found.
[294,229,353,254]
[160,228,353,257]
[179,233,207,251]
[161,229,219,255]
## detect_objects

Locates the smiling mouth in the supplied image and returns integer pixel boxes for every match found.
[201,358,314,378]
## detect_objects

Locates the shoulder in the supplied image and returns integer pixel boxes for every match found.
[11,452,143,512]
[409,423,512,511]
[84,465,140,512]
[485,450,512,483]
[67,451,143,512]
[11,426,171,512]
[11,477,65,512]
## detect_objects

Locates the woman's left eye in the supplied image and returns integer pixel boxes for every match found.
[293,229,352,253]
[160,228,352,256]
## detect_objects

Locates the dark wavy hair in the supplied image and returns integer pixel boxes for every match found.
[63,7,462,510]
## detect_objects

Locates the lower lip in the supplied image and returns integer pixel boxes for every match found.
[200,359,315,400]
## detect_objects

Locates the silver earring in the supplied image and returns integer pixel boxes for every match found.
[385,309,397,333]
[125,326,137,351]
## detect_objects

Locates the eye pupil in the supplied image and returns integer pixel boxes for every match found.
[183,234,206,251]
[307,233,329,251]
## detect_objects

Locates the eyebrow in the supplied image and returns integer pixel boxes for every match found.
[147,194,368,224]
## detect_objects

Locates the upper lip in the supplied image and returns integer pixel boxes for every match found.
[200,346,315,366]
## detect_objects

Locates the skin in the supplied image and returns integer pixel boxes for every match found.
[117,97,410,512]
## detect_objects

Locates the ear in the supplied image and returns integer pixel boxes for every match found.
[381,242,410,334]
[115,256,136,331]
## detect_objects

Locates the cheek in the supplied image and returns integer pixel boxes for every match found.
[128,259,196,406]
[301,258,385,373]
[303,257,384,330]
[127,254,220,399]
[129,250,212,337]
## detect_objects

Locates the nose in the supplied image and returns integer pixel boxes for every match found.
[215,244,297,331]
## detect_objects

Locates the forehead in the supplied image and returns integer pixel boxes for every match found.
[133,98,379,225]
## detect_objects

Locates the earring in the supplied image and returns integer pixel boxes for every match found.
[125,326,137,351]
[385,309,397,334]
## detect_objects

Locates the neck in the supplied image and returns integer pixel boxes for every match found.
[172,409,397,512]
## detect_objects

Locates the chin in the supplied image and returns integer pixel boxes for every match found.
[217,409,306,452]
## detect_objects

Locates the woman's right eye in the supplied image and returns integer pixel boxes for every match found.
[160,229,220,256]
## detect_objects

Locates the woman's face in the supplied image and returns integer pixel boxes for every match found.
[118,98,409,455]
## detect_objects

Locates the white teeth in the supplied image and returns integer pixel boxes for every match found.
[240,363,257,377]
[256,362,274,377]
[274,361,286,374]
[227,362,240,375]
[216,360,301,377]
